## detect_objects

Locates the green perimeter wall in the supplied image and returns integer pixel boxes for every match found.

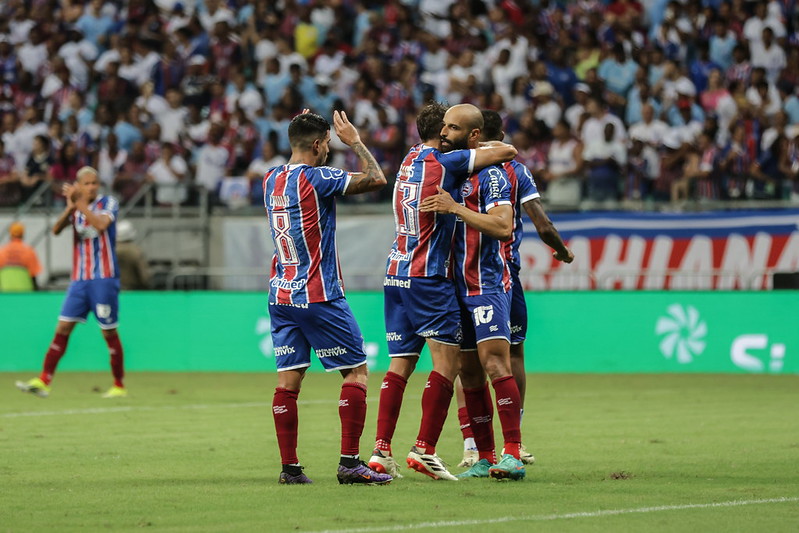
[1,292,796,374]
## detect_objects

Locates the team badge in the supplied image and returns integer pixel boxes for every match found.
[460,181,473,197]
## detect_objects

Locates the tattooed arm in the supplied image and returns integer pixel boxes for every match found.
[333,110,387,195]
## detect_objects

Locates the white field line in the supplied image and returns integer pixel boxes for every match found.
[1,396,403,418]
[309,497,799,533]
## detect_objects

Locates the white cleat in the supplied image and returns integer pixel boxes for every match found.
[458,449,479,468]
[406,446,458,481]
[367,449,404,479]
[502,444,536,465]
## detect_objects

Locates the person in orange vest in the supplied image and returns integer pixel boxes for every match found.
[0,222,42,291]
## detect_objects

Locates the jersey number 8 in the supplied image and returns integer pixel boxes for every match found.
[271,211,300,265]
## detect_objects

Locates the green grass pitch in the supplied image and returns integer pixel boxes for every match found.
[2,372,798,532]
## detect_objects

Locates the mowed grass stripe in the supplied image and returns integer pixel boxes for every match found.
[309,497,799,533]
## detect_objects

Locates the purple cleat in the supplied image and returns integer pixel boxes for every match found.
[337,462,392,485]
[279,470,313,485]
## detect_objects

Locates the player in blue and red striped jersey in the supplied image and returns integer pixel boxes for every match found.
[454,110,574,470]
[15,166,128,399]
[369,103,517,481]
[420,103,525,481]
[264,110,392,486]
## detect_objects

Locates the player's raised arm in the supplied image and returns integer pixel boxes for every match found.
[522,198,574,263]
[473,141,517,170]
[420,186,513,241]
[53,183,77,235]
[333,110,387,194]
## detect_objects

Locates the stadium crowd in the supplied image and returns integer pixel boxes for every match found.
[0,0,798,209]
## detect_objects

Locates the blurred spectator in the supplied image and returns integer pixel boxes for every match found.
[0,222,41,292]
[146,142,187,205]
[114,140,149,203]
[531,81,562,130]
[194,122,230,202]
[95,132,127,190]
[246,138,286,206]
[21,134,52,203]
[0,138,20,206]
[48,140,81,203]
[583,122,626,206]
[544,120,584,207]
[115,220,151,290]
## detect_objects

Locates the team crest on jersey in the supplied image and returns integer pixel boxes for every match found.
[460,181,473,198]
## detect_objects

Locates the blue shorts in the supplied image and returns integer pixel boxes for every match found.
[383,275,461,356]
[59,278,120,329]
[269,297,367,372]
[458,292,511,351]
[509,270,528,345]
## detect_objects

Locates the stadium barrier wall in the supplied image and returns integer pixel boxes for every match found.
[1,291,796,374]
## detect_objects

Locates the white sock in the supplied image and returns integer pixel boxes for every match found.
[464,437,477,451]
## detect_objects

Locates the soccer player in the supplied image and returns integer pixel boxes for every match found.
[420,103,524,481]
[15,167,127,399]
[264,110,392,485]
[367,103,517,481]
[455,110,574,469]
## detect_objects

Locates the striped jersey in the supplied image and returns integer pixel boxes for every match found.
[452,165,513,296]
[504,160,540,271]
[263,163,352,304]
[386,144,475,278]
[71,195,119,281]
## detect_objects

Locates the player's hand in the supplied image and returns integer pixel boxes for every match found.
[553,247,574,263]
[419,186,458,214]
[63,183,79,209]
[333,110,361,147]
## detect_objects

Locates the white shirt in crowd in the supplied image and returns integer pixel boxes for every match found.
[535,100,563,130]
[628,119,670,146]
[195,143,229,191]
[742,16,786,44]
[746,84,782,116]
[581,113,627,145]
[750,42,787,83]
[97,148,128,188]
[671,121,704,144]
[136,93,170,117]
[548,138,581,176]
[157,106,188,143]
[247,154,287,179]
[58,39,98,90]
[583,138,628,166]
[148,154,188,205]
[12,120,48,171]
[17,41,48,76]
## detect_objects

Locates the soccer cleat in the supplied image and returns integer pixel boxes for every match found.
[520,444,536,465]
[368,449,404,479]
[489,454,526,481]
[456,458,492,479]
[15,378,50,398]
[457,448,479,468]
[502,444,536,465]
[406,446,458,481]
[337,461,392,485]
[101,386,128,399]
[279,471,314,485]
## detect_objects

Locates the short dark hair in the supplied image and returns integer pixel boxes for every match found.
[416,101,448,142]
[480,110,503,141]
[288,113,329,150]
